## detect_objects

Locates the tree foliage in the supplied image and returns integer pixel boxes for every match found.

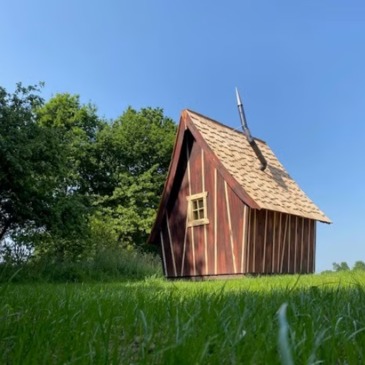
[31,93,104,260]
[0,84,64,241]
[0,84,176,263]
[89,107,176,247]
[330,261,365,273]
[332,262,350,272]
[353,261,365,271]
[36,93,101,192]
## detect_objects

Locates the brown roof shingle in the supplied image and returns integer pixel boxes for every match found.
[186,110,331,223]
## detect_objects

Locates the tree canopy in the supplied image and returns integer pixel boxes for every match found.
[0,83,176,262]
[88,107,176,247]
[0,84,64,242]
[353,261,365,271]
[328,261,365,273]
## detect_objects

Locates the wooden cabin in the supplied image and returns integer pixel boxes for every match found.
[148,110,331,278]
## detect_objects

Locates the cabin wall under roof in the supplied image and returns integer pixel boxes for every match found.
[157,131,316,278]
[245,209,316,274]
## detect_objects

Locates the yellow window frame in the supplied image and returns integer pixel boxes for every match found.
[187,192,209,227]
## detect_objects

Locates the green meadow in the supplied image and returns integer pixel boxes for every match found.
[1,272,365,365]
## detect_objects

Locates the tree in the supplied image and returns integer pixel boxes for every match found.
[36,93,102,192]
[0,84,65,242]
[32,93,104,260]
[89,107,176,247]
[332,262,350,272]
[1,85,176,262]
[353,261,365,271]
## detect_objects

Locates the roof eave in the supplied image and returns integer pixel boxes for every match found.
[148,112,188,244]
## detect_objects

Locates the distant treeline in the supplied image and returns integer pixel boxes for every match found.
[0,83,176,272]
[322,261,365,274]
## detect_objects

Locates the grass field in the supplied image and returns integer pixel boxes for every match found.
[1,272,365,364]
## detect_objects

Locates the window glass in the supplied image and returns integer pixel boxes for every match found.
[187,193,209,226]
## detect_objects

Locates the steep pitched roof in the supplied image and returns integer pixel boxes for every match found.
[149,109,330,244]
[186,109,331,223]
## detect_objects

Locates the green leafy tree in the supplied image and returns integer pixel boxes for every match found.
[353,261,365,271]
[90,107,176,247]
[1,85,175,262]
[0,84,64,242]
[33,93,104,260]
[37,93,102,192]
[332,262,350,272]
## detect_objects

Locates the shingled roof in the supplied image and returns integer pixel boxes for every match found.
[185,109,331,223]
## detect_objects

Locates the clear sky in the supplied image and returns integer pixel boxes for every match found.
[1,1,364,272]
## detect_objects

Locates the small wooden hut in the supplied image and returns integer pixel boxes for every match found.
[148,109,331,278]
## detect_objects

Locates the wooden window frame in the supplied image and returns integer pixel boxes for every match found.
[187,192,209,227]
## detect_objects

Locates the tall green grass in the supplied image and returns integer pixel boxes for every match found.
[1,272,365,364]
[0,247,162,283]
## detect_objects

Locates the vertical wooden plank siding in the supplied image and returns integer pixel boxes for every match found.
[179,143,191,276]
[312,221,317,272]
[159,231,167,276]
[201,149,209,275]
[226,184,244,274]
[190,219,196,276]
[277,213,282,272]
[161,226,173,276]
[189,142,204,276]
[262,210,268,273]
[224,181,237,274]
[240,207,244,273]
[241,205,248,272]
[307,219,311,273]
[296,218,301,273]
[242,210,316,275]
[300,217,304,272]
[166,215,177,277]
[252,210,257,272]
[294,216,298,273]
[246,207,251,273]
[275,212,283,273]
[312,220,315,272]
[216,172,229,273]
[280,214,288,273]
[287,215,291,273]
[265,209,273,273]
[206,175,214,275]
[180,218,188,276]
[214,168,218,275]
[186,143,196,276]
[271,212,276,272]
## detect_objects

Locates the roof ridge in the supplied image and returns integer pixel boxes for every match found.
[185,109,267,145]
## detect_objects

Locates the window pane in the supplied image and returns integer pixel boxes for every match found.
[189,195,207,223]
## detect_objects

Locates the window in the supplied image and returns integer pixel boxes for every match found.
[187,192,209,227]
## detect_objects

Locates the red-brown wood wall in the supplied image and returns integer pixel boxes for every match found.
[158,133,316,278]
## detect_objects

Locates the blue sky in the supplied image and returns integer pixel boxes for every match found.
[1,1,364,271]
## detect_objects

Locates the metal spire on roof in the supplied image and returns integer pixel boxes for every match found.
[235,88,267,171]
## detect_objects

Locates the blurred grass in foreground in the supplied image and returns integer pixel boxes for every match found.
[1,272,365,364]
